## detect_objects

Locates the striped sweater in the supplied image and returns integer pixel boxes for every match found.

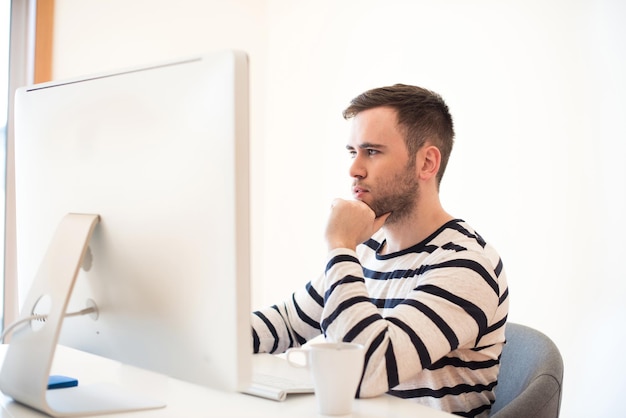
[252,219,509,417]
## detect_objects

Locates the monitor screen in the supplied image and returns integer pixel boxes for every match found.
[11,51,251,393]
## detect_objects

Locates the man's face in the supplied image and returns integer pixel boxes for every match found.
[347,107,419,223]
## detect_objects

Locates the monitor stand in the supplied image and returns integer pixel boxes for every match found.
[0,213,166,416]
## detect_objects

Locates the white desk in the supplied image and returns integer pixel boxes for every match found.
[0,345,453,417]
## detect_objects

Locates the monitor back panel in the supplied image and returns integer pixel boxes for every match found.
[13,51,251,392]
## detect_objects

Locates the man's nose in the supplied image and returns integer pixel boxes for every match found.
[349,155,366,179]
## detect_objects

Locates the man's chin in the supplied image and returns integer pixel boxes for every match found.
[371,205,390,219]
[358,199,378,213]
[356,198,392,220]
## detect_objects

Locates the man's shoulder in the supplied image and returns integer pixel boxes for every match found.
[430,220,494,252]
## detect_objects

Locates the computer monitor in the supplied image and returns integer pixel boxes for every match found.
[0,50,251,415]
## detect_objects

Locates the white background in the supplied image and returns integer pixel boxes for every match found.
[46,1,625,416]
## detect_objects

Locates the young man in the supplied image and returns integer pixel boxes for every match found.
[252,84,509,417]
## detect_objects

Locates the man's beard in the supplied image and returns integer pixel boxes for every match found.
[363,160,419,224]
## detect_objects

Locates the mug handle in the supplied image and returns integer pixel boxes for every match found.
[285,348,308,368]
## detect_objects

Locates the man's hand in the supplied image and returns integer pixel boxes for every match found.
[325,199,390,251]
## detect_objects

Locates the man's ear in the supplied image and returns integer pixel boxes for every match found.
[416,145,441,181]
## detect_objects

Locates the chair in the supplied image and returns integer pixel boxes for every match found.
[490,323,564,418]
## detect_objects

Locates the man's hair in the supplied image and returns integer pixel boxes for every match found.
[343,84,455,186]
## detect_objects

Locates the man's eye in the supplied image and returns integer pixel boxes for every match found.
[348,150,357,158]
[367,149,379,156]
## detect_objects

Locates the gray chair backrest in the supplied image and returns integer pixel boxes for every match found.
[490,323,564,418]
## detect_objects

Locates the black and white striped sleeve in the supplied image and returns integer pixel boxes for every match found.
[251,278,326,354]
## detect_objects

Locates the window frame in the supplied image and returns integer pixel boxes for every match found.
[3,0,52,337]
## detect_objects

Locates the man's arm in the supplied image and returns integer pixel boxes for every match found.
[251,278,326,354]
[320,245,503,398]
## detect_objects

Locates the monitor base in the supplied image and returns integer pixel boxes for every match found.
[0,214,165,416]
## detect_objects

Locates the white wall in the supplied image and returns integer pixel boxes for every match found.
[50,1,625,416]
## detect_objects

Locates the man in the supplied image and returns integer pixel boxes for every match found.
[252,84,509,417]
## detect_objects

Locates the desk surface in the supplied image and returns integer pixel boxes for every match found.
[0,345,453,417]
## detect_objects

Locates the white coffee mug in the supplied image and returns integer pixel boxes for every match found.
[286,342,365,416]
